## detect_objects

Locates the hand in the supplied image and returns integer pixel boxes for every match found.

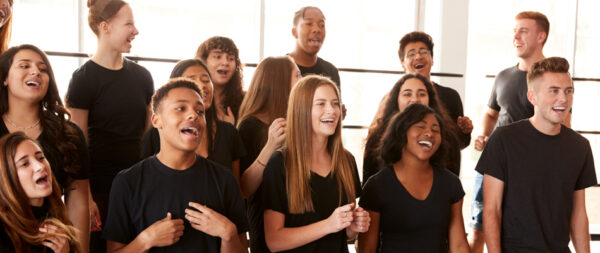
[141,212,185,248]
[39,224,70,253]
[349,207,370,233]
[185,202,237,241]
[327,203,354,233]
[89,198,102,231]
[265,118,286,151]
[474,135,489,151]
[457,116,473,134]
[217,106,235,125]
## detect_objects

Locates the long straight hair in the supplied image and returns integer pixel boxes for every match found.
[0,132,81,252]
[237,56,295,127]
[0,0,12,54]
[285,75,356,214]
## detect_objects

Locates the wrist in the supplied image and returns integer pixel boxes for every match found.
[138,230,153,250]
[220,223,237,241]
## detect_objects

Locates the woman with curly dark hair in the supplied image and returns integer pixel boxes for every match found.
[0,44,90,250]
[196,36,245,125]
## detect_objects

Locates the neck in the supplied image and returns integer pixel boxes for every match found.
[92,41,124,70]
[393,152,432,175]
[529,115,561,136]
[156,148,197,171]
[213,86,225,108]
[311,134,329,158]
[518,51,545,71]
[30,197,43,207]
[290,48,318,67]
[5,98,40,125]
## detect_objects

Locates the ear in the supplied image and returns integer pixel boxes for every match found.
[537,32,547,44]
[151,113,162,129]
[99,21,110,35]
[527,89,537,106]
[292,27,298,39]
[400,60,408,72]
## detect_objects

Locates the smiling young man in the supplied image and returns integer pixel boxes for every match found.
[476,57,596,253]
[103,78,248,253]
[289,6,340,90]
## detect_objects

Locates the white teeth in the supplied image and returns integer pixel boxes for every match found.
[182,127,198,135]
[418,140,433,148]
[553,107,566,111]
[26,81,40,87]
[415,64,424,68]
[320,119,334,123]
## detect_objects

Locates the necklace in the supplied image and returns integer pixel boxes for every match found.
[4,116,41,130]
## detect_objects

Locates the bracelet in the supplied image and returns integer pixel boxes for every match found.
[257,159,266,167]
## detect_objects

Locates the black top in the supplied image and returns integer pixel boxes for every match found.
[0,120,90,191]
[359,167,464,253]
[66,58,154,192]
[104,155,248,253]
[237,116,270,252]
[141,120,246,170]
[262,151,362,253]
[297,57,341,91]
[0,203,51,252]
[476,120,597,252]
[487,65,533,128]
[433,82,471,148]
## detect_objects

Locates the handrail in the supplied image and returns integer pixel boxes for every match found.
[44,51,463,78]
[486,74,600,82]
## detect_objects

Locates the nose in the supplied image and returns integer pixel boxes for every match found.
[30,67,40,77]
[132,24,139,36]
[32,160,45,172]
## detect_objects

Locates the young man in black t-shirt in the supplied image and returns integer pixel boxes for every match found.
[104,79,248,252]
[289,6,340,89]
[477,57,596,252]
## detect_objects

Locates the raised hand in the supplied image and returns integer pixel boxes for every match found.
[265,118,286,151]
[39,224,70,253]
[457,116,473,134]
[474,135,489,151]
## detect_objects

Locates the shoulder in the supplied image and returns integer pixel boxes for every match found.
[217,120,238,133]
[434,83,459,97]
[317,57,338,69]
[264,151,285,175]
[496,65,519,76]
[561,126,590,146]
[238,116,265,131]
[114,157,153,183]
[123,58,150,74]
[196,156,238,182]
[437,168,462,184]
[70,60,97,80]
[364,166,391,186]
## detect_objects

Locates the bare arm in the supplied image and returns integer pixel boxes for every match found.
[231,159,241,187]
[482,174,504,253]
[448,199,470,253]
[264,204,354,252]
[240,118,286,198]
[474,108,499,151]
[64,179,90,253]
[357,210,380,253]
[107,213,184,253]
[570,189,590,253]
[69,108,89,142]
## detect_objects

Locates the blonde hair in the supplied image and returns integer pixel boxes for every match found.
[284,75,356,214]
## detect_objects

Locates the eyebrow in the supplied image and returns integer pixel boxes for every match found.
[401,88,427,92]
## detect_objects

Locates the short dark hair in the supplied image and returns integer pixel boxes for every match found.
[151,78,202,113]
[380,104,447,168]
[398,31,434,62]
[515,11,550,45]
[527,57,570,90]
[170,59,211,80]
[293,6,325,26]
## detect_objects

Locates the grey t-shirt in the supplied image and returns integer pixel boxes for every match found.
[487,64,533,128]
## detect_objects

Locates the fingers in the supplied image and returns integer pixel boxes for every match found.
[474,135,488,151]
[337,203,355,212]
[40,225,69,253]
[226,106,233,116]
[162,212,173,221]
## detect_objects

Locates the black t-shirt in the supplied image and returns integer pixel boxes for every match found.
[104,155,248,252]
[0,203,52,252]
[475,120,597,252]
[487,65,533,128]
[262,151,362,253]
[141,120,246,170]
[237,116,270,252]
[433,82,470,148]
[297,57,341,91]
[66,59,154,192]
[360,167,464,253]
[0,120,90,191]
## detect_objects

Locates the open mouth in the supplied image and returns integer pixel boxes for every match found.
[418,140,433,149]
[180,127,199,137]
[414,63,425,70]
[0,9,5,19]
[26,81,40,87]
[552,106,566,112]
[308,38,322,46]
[216,69,229,76]
[35,175,49,186]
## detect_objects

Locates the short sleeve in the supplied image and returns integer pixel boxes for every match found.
[475,130,507,182]
[140,127,160,159]
[65,67,94,109]
[449,173,466,204]
[103,174,135,244]
[222,169,249,234]
[70,122,90,179]
[261,152,288,214]
[238,118,267,174]
[487,77,500,111]
[358,174,381,212]
[575,142,598,190]
[348,153,362,198]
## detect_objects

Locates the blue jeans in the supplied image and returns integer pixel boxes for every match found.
[469,172,484,230]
